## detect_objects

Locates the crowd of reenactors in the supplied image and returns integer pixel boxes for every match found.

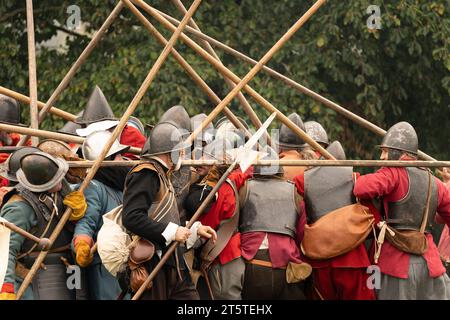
[0,86,449,300]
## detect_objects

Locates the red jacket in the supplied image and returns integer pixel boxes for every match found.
[354,166,450,279]
[199,168,252,265]
[120,125,146,160]
[293,173,372,268]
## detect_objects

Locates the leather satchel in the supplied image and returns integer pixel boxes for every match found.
[128,238,155,293]
[301,202,375,260]
[383,171,433,255]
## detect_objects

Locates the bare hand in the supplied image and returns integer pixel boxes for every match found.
[197,225,217,244]
[437,168,450,184]
[175,226,191,243]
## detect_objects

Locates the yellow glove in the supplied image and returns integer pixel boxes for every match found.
[0,292,16,300]
[74,239,94,268]
[63,191,87,221]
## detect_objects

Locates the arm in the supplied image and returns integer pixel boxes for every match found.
[0,202,36,294]
[292,173,305,197]
[435,178,450,227]
[353,167,399,199]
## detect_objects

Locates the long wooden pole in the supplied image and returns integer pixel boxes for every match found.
[135,0,333,160]
[121,0,252,140]
[15,0,203,299]
[0,123,141,154]
[150,6,436,162]
[0,86,76,122]
[170,0,271,145]
[25,0,39,146]
[18,2,125,146]
[0,220,50,248]
[65,159,450,168]
[16,0,202,299]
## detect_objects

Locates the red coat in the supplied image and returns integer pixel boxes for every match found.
[199,168,252,265]
[293,173,372,269]
[119,125,146,160]
[354,166,450,279]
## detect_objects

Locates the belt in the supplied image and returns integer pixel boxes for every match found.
[246,259,286,269]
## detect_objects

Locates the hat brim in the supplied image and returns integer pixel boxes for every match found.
[74,116,118,125]
[376,144,418,155]
[16,157,69,193]
[76,120,120,137]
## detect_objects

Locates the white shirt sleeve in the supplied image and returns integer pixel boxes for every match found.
[161,222,179,247]
[186,221,202,250]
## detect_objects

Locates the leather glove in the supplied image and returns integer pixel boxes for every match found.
[63,191,87,221]
[74,238,94,268]
[0,292,16,300]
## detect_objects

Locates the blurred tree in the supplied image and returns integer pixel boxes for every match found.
[0,0,448,160]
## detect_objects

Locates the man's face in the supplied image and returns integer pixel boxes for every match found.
[380,148,389,160]
[195,165,211,177]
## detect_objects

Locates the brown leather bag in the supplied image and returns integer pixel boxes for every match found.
[383,171,433,255]
[128,238,155,293]
[301,202,375,260]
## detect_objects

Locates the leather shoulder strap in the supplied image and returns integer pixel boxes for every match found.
[200,179,240,270]
[129,161,167,201]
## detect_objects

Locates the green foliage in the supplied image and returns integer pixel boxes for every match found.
[0,0,448,160]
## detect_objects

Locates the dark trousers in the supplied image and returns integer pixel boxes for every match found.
[242,250,305,300]
[140,256,199,300]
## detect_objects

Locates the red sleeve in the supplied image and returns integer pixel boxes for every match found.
[228,167,253,190]
[120,125,146,148]
[353,167,399,199]
[200,184,236,230]
[292,173,305,196]
[436,178,450,227]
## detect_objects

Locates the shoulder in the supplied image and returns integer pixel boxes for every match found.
[1,198,35,221]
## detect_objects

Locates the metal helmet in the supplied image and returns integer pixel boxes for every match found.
[16,151,69,193]
[200,137,235,162]
[127,116,146,136]
[82,130,130,161]
[190,113,215,145]
[216,116,249,131]
[38,139,74,159]
[325,141,346,160]
[0,94,21,124]
[0,147,39,182]
[254,146,284,176]
[305,121,329,147]
[159,105,191,135]
[278,113,306,149]
[75,86,117,125]
[141,121,185,158]
[379,121,418,155]
[58,111,83,136]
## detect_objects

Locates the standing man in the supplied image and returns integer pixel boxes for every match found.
[122,121,216,300]
[0,152,86,300]
[293,141,376,300]
[354,122,450,300]
[240,147,310,300]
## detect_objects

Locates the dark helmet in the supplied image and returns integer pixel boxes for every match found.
[0,147,39,182]
[325,141,346,160]
[75,86,117,125]
[254,146,283,176]
[379,121,418,155]
[58,111,83,135]
[16,152,68,193]
[278,113,306,149]
[127,116,146,136]
[0,94,21,124]
[190,113,215,145]
[141,121,186,158]
[304,121,329,147]
[159,105,191,135]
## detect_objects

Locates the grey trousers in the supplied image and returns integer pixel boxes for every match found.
[377,254,450,300]
[208,257,245,300]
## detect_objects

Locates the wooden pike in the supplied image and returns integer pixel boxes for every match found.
[0,86,76,122]
[121,0,252,140]
[25,0,39,146]
[0,220,50,250]
[149,6,437,162]
[15,0,203,299]
[18,2,125,146]
[134,0,333,160]
[0,123,142,154]
[170,0,271,145]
